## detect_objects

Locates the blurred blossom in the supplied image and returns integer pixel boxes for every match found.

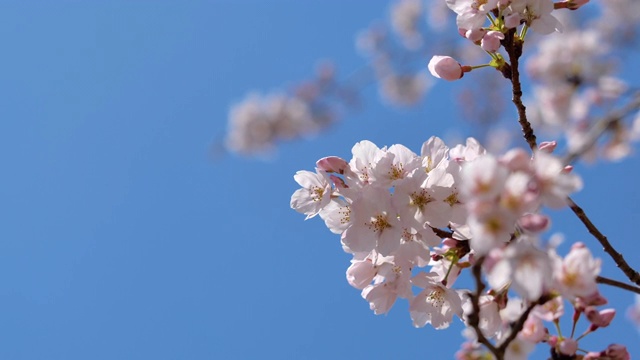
[356,25,388,56]
[425,0,451,30]
[627,295,640,328]
[526,29,612,87]
[596,0,640,40]
[379,71,431,105]
[390,0,424,49]
[225,94,320,155]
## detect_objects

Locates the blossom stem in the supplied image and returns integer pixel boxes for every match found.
[519,25,529,41]
[443,256,458,285]
[486,13,497,27]
[567,197,640,286]
[470,64,494,70]
[554,320,563,338]
[570,309,579,338]
[575,329,592,342]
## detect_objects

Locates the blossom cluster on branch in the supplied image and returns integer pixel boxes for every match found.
[291,135,630,358]
[287,0,640,358]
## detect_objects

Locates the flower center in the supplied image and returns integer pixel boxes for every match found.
[368,214,392,233]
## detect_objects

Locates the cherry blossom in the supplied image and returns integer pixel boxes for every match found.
[290,169,332,219]
[553,242,601,299]
[342,185,403,255]
[445,0,499,30]
[410,272,463,329]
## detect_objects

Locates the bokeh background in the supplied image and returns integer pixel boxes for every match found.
[0,1,639,359]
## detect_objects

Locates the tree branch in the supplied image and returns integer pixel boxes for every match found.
[503,29,537,151]
[597,275,640,294]
[567,197,640,286]
[496,296,549,355]
[468,257,502,359]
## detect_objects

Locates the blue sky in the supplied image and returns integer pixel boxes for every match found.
[0,1,639,359]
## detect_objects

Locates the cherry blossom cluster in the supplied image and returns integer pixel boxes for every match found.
[291,136,631,357]
[425,0,640,163]
[524,19,640,162]
[457,289,629,359]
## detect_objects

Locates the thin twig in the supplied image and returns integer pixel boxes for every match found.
[468,257,501,358]
[503,29,537,151]
[567,197,640,286]
[496,296,549,354]
[597,275,640,294]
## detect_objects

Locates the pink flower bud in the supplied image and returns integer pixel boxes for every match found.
[558,338,578,356]
[316,156,348,174]
[428,56,463,81]
[465,28,485,42]
[547,335,558,347]
[578,291,608,306]
[504,13,522,28]
[481,31,504,53]
[570,241,586,250]
[518,213,550,233]
[604,344,630,360]
[586,307,615,327]
[538,141,557,153]
[584,352,604,360]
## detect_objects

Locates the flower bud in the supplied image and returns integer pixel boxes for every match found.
[577,291,608,307]
[538,141,557,153]
[481,31,504,53]
[586,307,615,327]
[558,338,578,356]
[465,28,485,42]
[604,344,630,360]
[428,56,463,81]
[518,213,550,233]
[316,156,348,174]
[504,13,522,28]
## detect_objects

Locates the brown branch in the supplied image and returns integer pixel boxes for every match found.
[597,275,640,294]
[503,29,537,151]
[567,197,640,286]
[496,295,550,355]
[468,257,501,359]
